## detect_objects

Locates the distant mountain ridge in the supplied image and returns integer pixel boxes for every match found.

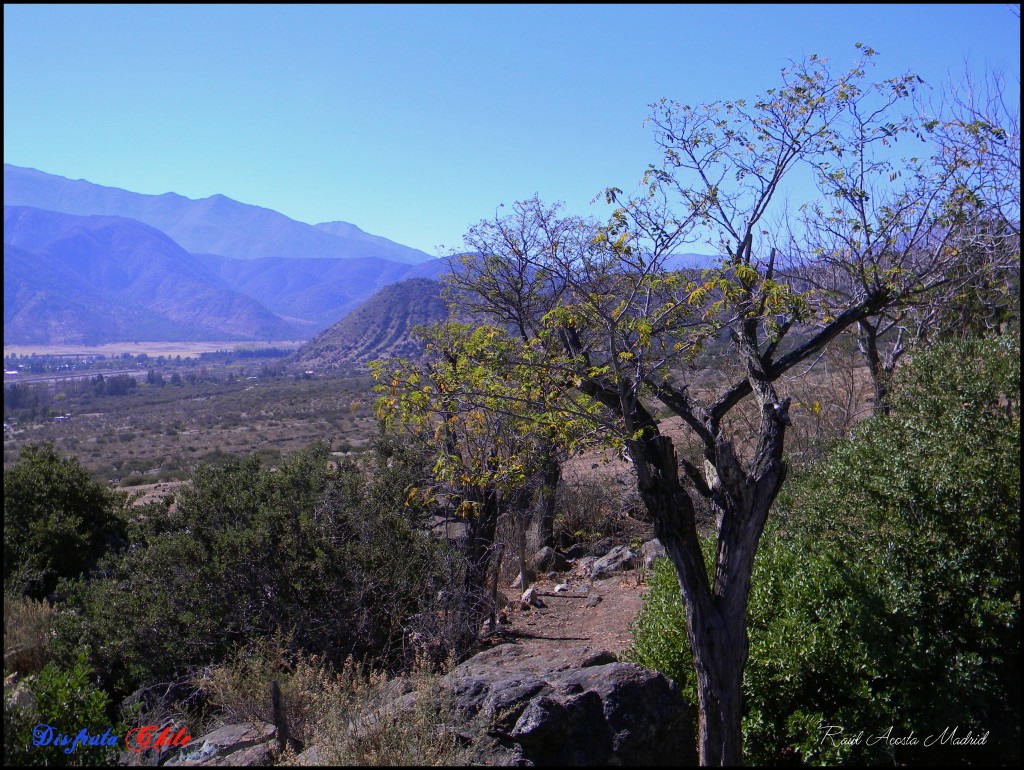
[2,164,714,347]
[2,165,457,344]
[3,164,432,264]
[197,253,448,328]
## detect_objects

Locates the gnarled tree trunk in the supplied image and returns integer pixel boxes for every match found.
[631,395,790,766]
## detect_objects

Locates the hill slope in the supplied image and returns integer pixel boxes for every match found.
[293,278,449,370]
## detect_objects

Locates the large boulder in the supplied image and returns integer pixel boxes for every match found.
[441,643,696,765]
[530,546,568,574]
[640,538,667,570]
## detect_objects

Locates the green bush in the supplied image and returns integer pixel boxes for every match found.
[3,653,120,767]
[53,438,455,699]
[628,554,698,692]
[4,443,128,599]
[628,336,1020,765]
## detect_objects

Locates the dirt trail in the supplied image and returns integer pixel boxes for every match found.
[487,562,650,659]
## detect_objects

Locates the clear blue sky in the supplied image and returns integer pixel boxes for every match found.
[4,4,1020,255]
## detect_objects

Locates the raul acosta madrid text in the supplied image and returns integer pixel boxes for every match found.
[819,723,989,748]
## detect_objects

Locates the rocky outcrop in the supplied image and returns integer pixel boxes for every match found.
[531,545,569,574]
[165,722,277,766]
[158,642,694,767]
[442,643,696,765]
[641,538,667,570]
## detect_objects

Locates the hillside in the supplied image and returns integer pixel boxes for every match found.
[293,278,449,370]
[3,206,308,344]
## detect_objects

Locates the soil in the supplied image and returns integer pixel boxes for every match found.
[486,554,653,660]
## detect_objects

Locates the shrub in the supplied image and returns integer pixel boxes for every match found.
[53,439,458,699]
[552,477,634,547]
[3,653,120,767]
[4,443,128,599]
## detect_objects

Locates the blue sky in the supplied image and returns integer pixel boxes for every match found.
[4,4,1020,255]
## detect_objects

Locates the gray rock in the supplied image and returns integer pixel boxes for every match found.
[167,721,276,766]
[562,543,589,561]
[590,538,617,558]
[590,544,637,579]
[510,691,612,765]
[439,644,696,765]
[572,555,597,578]
[530,546,568,573]
[427,516,469,542]
[641,538,667,569]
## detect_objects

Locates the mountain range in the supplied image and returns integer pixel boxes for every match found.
[3,165,448,345]
[3,164,717,362]
[4,164,431,264]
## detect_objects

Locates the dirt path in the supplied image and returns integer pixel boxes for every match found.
[489,561,651,659]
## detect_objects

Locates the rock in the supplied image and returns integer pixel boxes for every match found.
[427,516,469,542]
[439,644,696,765]
[510,691,611,765]
[641,538,667,569]
[572,555,597,578]
[519,587,544,610]
[586,595,603,608]
[553,583,570,593]
[562,543,589,561]
[530,546,568,573]
[590,537,616,558]
[4,679,36,713]
[590,544,637,580]
[167,721,277,766]
[294,744,324,765]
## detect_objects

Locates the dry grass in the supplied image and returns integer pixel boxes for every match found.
[315,656,473,767]
[3,594,56,676]
[196,631,481,766]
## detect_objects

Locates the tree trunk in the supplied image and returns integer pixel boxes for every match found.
[459,486,500,651]
[630,398,789,765]
[527,450,561,552]
[858,320,892,416]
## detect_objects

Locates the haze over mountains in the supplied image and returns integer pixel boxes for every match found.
[3,164,447,345]
[3,164,716,359]
[4,164,432,264]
